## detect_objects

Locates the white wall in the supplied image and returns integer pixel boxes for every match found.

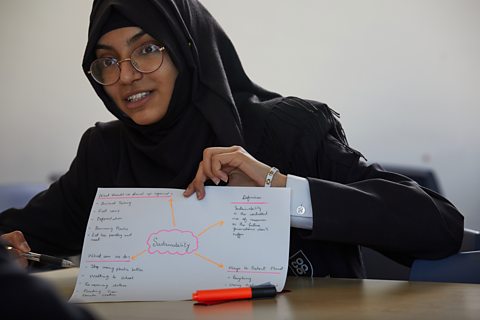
[0,0,113,183]
[1,0,479,229]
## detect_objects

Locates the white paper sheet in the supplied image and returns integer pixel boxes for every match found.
[70,186,291,302]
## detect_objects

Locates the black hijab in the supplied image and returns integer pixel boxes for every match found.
[82,0,348,188]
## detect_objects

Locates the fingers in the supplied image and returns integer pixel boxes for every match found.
[1,230,30,252]
[201,149,220,185]
[183,161,208,200]
[184,146,274,200]
[184,146,241,199]
[211,149,267,186]
[1,231,30,268]
[201,145,257,184]
[202,146,240,184]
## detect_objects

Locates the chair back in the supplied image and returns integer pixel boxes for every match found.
[461,228,480,251]
[380,164,442,194]
[0,183,47,212]
[409,251,480,284]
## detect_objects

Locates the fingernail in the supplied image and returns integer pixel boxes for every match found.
[221,175,228,183]
[213,177,220,185]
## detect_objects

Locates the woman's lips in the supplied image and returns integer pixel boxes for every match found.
[124,91,152,109]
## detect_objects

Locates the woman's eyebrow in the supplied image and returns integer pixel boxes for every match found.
[126,30,147,46]
[95,30,147,51]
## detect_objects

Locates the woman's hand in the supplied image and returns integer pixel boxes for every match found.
[183,146,286,199]
[1,231,31,268]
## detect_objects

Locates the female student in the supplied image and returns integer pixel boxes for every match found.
[0,0,463,278]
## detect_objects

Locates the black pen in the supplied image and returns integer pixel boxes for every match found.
[6,246,75,268]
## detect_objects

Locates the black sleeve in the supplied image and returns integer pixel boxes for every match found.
[0,243,97,320]
[0,127,109,256]
[307,135,464,266]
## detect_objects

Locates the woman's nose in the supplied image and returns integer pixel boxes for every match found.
[117,58,142,84]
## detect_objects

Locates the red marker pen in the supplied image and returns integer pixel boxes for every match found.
[192,284,277,303]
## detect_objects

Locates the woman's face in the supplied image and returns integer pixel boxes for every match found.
[96,27,178,125]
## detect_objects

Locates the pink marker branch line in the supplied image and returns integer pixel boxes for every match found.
[98,194,176,227]
[98,195,172,200]
[85,259,131,263]
[227,270,281,275]
[230,202,268,204]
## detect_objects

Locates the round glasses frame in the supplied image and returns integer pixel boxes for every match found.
[88,43,166,86]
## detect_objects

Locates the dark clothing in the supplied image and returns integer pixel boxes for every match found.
[0,0,464,278]
[0,97,464,277]
[0,242,96,320]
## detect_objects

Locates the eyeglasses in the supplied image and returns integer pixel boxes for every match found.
[88,43,166,86]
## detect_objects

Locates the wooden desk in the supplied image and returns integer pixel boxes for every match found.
[36,268,480,320]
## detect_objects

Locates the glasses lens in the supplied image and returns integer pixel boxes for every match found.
[90,58,119,85]
[131,43,164,73]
